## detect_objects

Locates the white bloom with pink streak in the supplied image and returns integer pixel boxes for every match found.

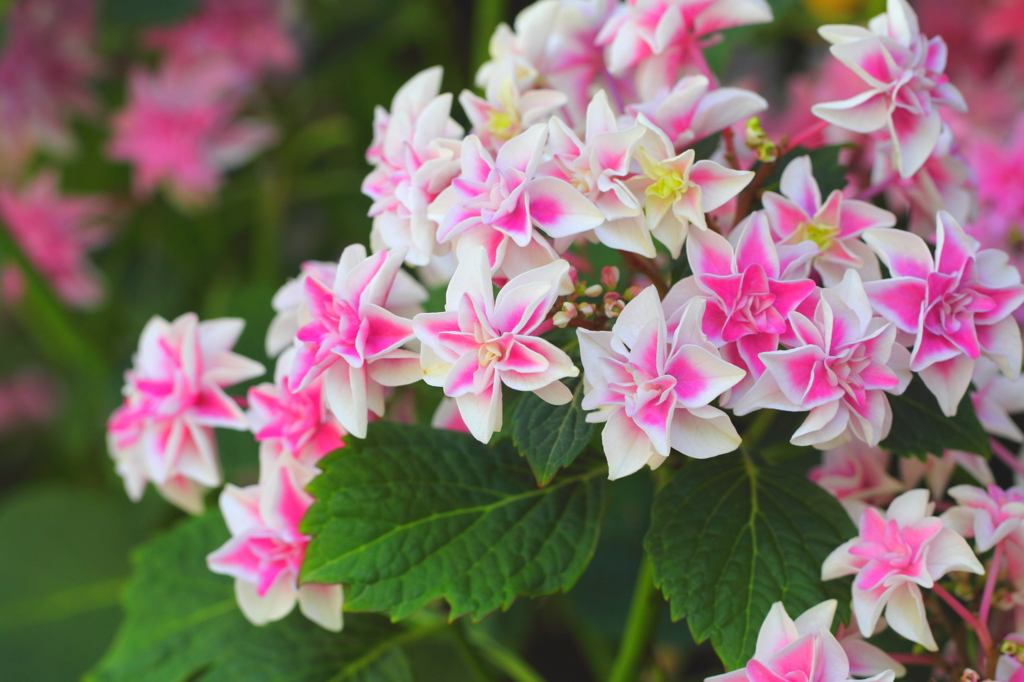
[413,248,579,443]
[207,452,342,631]
[944,484,1024,554]
[706,600,898,682]
[761,155,896,287]
[578,287,745,479]
[822,489,983,650]
[459,63,566,152]
[107,313,265,514]
[809,443,904,522]
[735,270,911,449]
[812,0,966,178]
[971,357,1024,443]
[289,245,423,440]
[862,212,1024,417]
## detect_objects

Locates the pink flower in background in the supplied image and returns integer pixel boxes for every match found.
[809,443,905,522]
[107,313,265,514]
[0,0,100,174]
[579,288,745,479]
[735,271,911,449]
[145,0,299,86]
[813,0,966,178]
[761,155,896,286]
[899,450,994,500]
[414,248,579,443]
[289,246,424,439]
[707,601,898,682]
[822,489,983,650]
[431,397,470,433]
[207,452,342,631]
[863,212,1024,416]
[0,172,109,309]
[108,66,277,206]
[944,484,1024,554]
[0,370,59,435]
[596,0,774,100]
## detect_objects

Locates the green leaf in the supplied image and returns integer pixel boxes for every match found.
[88,511,421,682]
[512,377,598,487]
[645,452,856,670]
[881,376,992,460]
[760,145,848,198]
[301,422,608,620]
[101,0,199,26]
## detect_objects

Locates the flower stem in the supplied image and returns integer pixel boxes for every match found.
[608,556,662,682]
[889,653,942,666]
[933,583,994,655]
[465,627,548,682]
[619,251,669,298]
[980,543,1003,626]
[991,438,1024,479]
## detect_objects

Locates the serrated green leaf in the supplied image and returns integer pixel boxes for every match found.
[88,512,417,682]
[645,452,856,670]
[300,422,608,620]
[881,376,991,460]
[512,377,597,487]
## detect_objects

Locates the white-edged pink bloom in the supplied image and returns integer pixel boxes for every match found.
[862,212,1024,416]
[578,287,745,479]
[430,125,605,279]
[107,313,265,514]
[971,357,1024,444]
[735,270,912,449]
[836,614,908,680]
[809,443,904,522]
[811,0,966,178]
[629,120,753,257]
[944,484,1024,557]
[413,248,579,443]
[540,90,652,256]
[363,67,464,267]
[289,246,423,439]
[761,155,896,287]
[898,450,993,500]
[706,600,898,682]
[822,489,984,650]
[459,64,566,152]
[596,0,774,100]
[207,452,342,631]
[625,75,767,149]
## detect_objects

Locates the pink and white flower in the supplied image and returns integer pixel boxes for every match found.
[207,452,342,631]
[734,270,912,449]
[707,600,898,682]
[596,0,774,100]
[971,357,1024,444]
[944,484,1024,555]
[822,489,984,650]
[862,211,1024,416]
[459,64,567,151]
[107,313,265,514]
[809,442,905,522]
[431,396,470,433]
[413,248,579,443]
[761,155,896,286]
[811,0,966,178]
[899,450,994,500]
[578,287,745,479]
[289,245,423,439]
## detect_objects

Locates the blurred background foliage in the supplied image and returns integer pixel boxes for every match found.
[0,0,887,679]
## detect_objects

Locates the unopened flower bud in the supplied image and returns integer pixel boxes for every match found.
[624,285,643,301]
[578,302,596,317]
[601,266,620,290]
[745,117,778,163]
[604,298,625,318]
[552,311,571,328]
[561,301,578,318]
[583,284,603,297]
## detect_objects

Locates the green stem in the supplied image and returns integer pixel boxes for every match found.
[607,557,662,682]
[742,409,777,450]
[466,628,548,682]
[472,0,508,72]
[454,621,498,682]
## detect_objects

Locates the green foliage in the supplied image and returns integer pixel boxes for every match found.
[88,511,419,682]
[101,0,200,26]
[645,452,856,670]
[512,377,598,487]
[881,376,992,460]
[761,145,849,198]
[300,422,608,620]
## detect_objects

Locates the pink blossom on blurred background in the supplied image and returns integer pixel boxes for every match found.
[0,370,59,435]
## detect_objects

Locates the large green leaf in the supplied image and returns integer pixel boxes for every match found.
[88,512,418,682]
[300,422,608,620]
[881,376,992,460]
[645,452,856,670]
[512,377,598,487]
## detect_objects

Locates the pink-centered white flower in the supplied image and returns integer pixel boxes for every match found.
[578,287,745,479]
[289,245,423,439]
[862,211,1024,417]
[596,0,774,100]
[761,155,896,287]
[809,443,904,523]
[822,488,984,650]
[413,247,579,443]
[207,452,342,631]
[944,484,1024,557]
[459,64,566,152]
[735,270,912,449]
[628,120,753,258]
[430,125,605,279]
[812,0,966,178]
[107,313,265,514]
[706,600,897,682]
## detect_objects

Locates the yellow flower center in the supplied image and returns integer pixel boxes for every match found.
[799,222,839,251]
[647,171,686,199]
[488,111,517,142]
[478,340,505,368]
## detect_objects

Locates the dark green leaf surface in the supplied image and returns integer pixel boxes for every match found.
[882,377,992,459]
[760,145,848,198]
[645,452,856,670]
[88,512,414,682]
[512,377,598,487]
[301,422,608,620]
